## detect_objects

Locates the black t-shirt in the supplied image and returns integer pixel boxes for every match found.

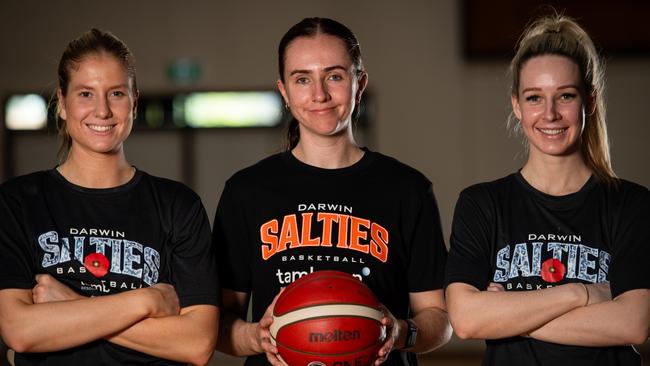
[446,172,650,366]
[0,169,220,366]
[213,150,448,366]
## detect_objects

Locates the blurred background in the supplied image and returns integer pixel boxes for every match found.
[1,0,648,365]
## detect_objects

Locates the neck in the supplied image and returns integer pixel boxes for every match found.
[292,131,364,169]
[521,151,592,196]
[58,148,134,188]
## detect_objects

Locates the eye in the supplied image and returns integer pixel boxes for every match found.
[79,91,92,98]
[295,77,309,85]
[525,95,540,103]
[559,93,577,101]
[111,90,126,97]
[327,74,343,82]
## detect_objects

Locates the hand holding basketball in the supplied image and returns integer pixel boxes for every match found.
[375,305,399,365]
[258,292,284,366]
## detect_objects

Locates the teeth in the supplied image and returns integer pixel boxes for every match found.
[540,128,566,135]
[87,124,114,132]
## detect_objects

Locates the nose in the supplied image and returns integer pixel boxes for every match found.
[95,95,113,119]
[312,80,330,103]
[544,100,560,122]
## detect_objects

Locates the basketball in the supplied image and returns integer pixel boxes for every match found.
[269,270,386,366]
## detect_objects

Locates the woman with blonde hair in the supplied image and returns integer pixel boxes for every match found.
[0,29,219,365]
[445,14,650,365]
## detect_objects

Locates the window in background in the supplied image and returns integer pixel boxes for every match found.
[176,91,283,128]
[5,94,48,130]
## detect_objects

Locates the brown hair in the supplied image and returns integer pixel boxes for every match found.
[278,17,365,151]
[508,14,616,183]
[55,28,137,162]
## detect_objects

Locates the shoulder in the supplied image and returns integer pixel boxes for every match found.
[368,151,432,189]
[600,178,650,206]
[459,173,517,201]
[138,171,202,204]
[0,170,50,198]
[224,153,284,188]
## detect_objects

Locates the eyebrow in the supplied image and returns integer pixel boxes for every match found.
[71,83,130,91]
[521,84,580,94]
[289,65,348,77]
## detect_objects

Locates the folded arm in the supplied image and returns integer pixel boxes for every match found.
[529,288,650,346]
[107,304,219,366]
[0,284,174,353]
[446,282,590,340]
[28,274,218,365]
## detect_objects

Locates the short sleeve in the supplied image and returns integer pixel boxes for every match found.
[212,179,252,293]
[0,185,36,290]
[609,185,650,298]
[405,181,448,292]
[445,187,493,291]
[169,188,220,308]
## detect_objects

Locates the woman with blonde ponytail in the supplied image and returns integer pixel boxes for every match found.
[445,13,650,366]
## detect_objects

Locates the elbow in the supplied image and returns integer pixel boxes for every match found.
[625,326,649,345]
[449,315,480,340]
[3,332,36,354]
[188,351,214,366]
[187,334,218,365]
[452,324,477,340]
[1,321,38,353]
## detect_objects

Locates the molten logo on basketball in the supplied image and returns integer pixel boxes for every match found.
[309,330,360,342]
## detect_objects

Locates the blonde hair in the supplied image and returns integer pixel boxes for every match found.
[508,14,616,184]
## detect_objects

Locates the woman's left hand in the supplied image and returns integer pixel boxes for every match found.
[374,305,400,365]
[32,274,84,304]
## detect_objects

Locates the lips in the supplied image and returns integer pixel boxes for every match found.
[538,127,567,136]
[86,124,115,132]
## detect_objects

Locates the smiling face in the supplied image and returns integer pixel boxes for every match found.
[58,53,137,159]
[512,55,587,159]
[277,33,367,141]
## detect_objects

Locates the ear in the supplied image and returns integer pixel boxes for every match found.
[132,89,140,120]
[355,72,368,103]
[511,94,522,120]
[277,79,289,107]
[57,88,67,121]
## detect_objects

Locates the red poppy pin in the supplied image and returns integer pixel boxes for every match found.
[541,258,565,283]
[84,253,110,278]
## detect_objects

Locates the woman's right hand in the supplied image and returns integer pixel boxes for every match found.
[145,283,180,318]
[254,292,284,366]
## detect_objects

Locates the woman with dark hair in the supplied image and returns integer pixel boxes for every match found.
[214,17,451,366]
[0,29,219,366]
[445,14,650,366]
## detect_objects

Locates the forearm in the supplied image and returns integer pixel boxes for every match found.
[0,288,155,352]
[529,289,650,346]
[400,307,451,354]
[107,305,219,366]
[216,310,262,356]
[447,282,586,340]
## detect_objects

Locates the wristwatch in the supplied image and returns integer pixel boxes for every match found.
[403,319,418,349]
